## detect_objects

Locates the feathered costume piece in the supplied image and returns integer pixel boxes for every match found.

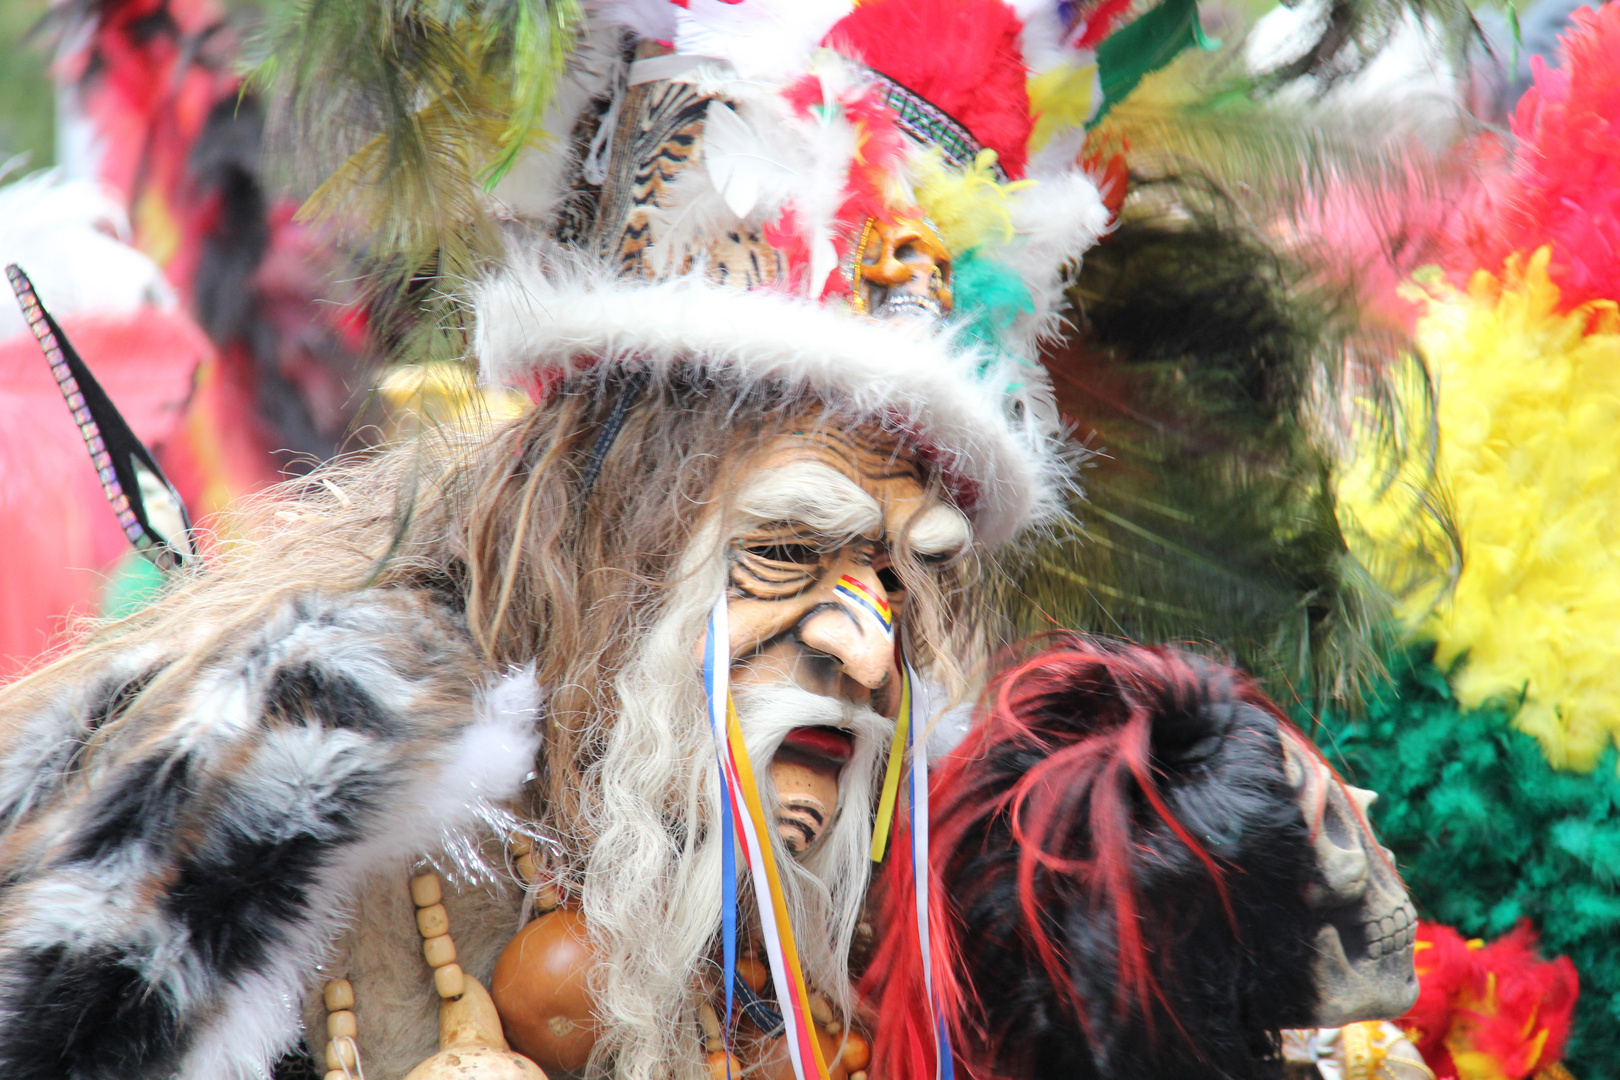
[1009,185,1453,707]
[1331,3,1620,770]
[1319,647,1620,1074]
[1402,921,1577,1080]
[866,638,1344,1080]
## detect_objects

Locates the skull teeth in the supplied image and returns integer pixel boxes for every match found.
[1362,901,1417,960]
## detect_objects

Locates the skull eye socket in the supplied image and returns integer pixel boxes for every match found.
[1323,791,1357,847]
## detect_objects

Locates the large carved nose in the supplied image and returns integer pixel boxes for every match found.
[798,575,896,693]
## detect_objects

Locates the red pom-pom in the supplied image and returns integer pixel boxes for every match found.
[825,0,1033,178]
[1468,2,1620,310]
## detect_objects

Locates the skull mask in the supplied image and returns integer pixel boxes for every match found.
[1281,731,1420,1026]
[853,216,953,322]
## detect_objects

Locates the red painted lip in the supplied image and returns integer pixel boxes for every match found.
[781,726,855,766]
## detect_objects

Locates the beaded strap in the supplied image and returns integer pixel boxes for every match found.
[866,70,1008,182]
[321,979,363,1080]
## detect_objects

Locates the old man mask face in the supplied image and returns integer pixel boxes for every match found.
[725,426,970,857]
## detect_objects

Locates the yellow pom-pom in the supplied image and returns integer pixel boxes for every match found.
[912,148,1033,254]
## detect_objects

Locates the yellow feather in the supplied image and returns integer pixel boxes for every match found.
[1028,59,1100,153]
[912,148,1034,253]
[1345,247,1620,771]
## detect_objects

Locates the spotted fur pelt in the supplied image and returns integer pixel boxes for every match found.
[0,588,540,1080]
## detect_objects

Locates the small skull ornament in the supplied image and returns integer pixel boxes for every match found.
[1281,731,1420,1026]
[853,216,953,322]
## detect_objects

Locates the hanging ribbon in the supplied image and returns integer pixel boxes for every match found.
[901,659,955,1080]
[702,597,740,1077]
[869,665,911,863]
[705,595,951,1080]
[870,658,955,1079]
[702,595,832,1080]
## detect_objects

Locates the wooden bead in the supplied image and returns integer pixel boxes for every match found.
[841,1032,871,1071]
[533,883,561,914]
[736,956,768,991]
[515,852,539,883]
[323,979,355,1012]
[423,933,457,969]
[416,903,450,938]
[697,1002,722,1052]
[324,1071,348,1080]
[434,962,466,1000]
[325,1038,357,1071]
[410,874,442,908]
[824,1020,842,1036]
[510,835,533,857]
[327,1010,358,1040]
[706,1050,744,1080]
[850,1072,868,1080]
[807,991,834,1026]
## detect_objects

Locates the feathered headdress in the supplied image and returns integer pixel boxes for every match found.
[251,0,1157,544]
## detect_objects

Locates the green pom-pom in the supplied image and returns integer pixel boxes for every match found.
[950,249,1034,363]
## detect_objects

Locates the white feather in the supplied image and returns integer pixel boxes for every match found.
[674,0,853,79]
[0,172,176,343]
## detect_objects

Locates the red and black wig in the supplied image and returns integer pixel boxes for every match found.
[864,637,1325,1079]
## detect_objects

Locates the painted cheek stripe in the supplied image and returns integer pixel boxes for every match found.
[834,573,894,638]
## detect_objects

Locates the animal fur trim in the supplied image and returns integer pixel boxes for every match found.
[0,589,540,1080]
[474,261,1067,546]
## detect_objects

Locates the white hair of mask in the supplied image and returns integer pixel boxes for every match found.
[731,679,891,1019]
[581,529,726,1080]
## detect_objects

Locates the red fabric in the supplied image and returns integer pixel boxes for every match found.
[0,310,213,675]
[825,0,1033,178]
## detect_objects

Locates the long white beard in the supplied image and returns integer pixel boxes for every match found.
[580,569,891,1080]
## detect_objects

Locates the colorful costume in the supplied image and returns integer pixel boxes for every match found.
[0,0,1447,1077]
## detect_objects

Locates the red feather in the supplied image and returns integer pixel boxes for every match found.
[1471,2,1620,311]
[825,0,1033,178]
[1401,920,1579,1080]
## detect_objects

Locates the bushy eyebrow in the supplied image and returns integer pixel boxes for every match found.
[734,461,884,544]
[904,503,972,558]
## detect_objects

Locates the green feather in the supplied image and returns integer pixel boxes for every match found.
[950,249,1035,366]
[1001,178,1455,709]
[247,0,583,360]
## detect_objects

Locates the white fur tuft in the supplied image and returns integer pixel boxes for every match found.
[177,667,541,1078]
[1002,169,1113,352]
